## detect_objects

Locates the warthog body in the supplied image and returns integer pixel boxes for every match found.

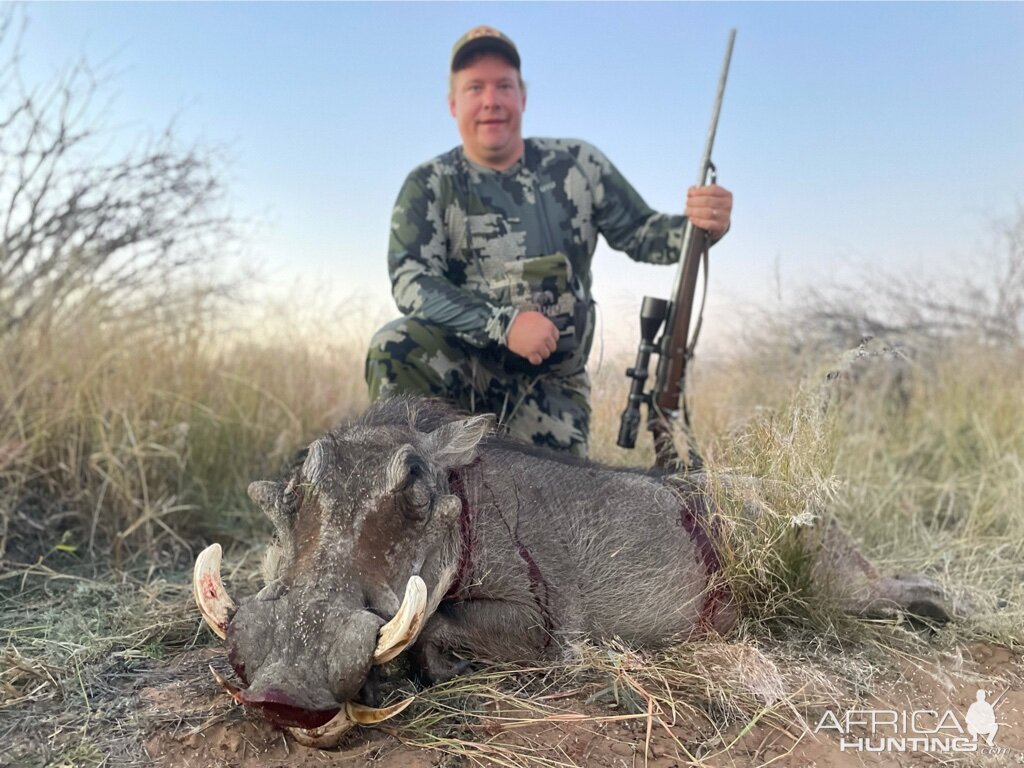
[207,396,948,733]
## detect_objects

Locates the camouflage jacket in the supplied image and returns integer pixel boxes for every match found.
[388,137,685,349]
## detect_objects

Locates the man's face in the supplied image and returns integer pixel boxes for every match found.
[449,53,526,170]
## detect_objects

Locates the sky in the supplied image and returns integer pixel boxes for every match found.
[12,1,1024,352]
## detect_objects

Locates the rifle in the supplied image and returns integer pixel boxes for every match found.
[617,30,736,470]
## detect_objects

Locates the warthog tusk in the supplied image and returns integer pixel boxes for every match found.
[209,665,245,705]
[373,576,427,664]
[193,543,237,640]
[347,696,415,724]
[287,708,354,749]
[208,664,412,746]
[287,696,414,749]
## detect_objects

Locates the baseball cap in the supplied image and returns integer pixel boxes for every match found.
[450,25,521,72]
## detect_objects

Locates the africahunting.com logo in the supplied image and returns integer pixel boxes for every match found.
[814,689,1019,758]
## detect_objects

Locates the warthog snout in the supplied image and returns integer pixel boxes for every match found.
[193,542,426,745]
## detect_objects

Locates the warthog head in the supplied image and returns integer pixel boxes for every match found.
[193,400,492,746]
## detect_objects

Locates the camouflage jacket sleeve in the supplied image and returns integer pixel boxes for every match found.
[574,141,685,265]
[388,164,518,348]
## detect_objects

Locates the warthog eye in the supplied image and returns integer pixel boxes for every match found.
[392,455,425,493]
[386,455,435,521]
[408,462,422,481]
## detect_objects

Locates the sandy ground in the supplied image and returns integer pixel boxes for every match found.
[137,642,1024,768]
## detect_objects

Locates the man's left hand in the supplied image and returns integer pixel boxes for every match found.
[685,184,732,240]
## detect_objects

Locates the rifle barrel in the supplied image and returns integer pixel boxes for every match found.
[665,29,736,335]
[653,30,736,420]
[697,29,736,186]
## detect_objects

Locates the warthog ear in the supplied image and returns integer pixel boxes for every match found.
[425,414,492,469]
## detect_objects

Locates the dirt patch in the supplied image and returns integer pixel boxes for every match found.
[741,642,1024,768]
[137,642,1024,768]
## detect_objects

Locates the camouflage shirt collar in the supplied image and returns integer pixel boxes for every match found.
[457,139,536,180]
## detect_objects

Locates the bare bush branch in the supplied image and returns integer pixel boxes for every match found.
[0,8,234,337]
[768,205,1024,354]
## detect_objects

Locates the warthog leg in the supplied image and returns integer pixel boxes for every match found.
[413,600,554,683]
[845,574,952,623]
[807,518,954,622]
[688,474,955,623]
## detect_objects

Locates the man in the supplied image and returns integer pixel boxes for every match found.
[366,25,733,457]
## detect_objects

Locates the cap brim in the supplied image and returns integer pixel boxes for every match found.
[451,38,520,72]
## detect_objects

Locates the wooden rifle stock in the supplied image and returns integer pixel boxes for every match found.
[650,219,711,468]
[618,30,736,471]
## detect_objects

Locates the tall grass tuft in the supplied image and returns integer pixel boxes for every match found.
[0,293,383,567]
[706,335,1023,645]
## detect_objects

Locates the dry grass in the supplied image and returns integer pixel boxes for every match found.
[390,639,843,767]
[0,294,384,569]
[1,295,1022,766]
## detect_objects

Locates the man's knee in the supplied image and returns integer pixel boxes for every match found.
[365,317,468,402]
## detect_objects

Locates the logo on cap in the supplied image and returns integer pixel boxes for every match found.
[468,25,500,40]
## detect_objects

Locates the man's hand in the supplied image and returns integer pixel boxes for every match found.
[685,184,733,240]
[506,311,559,365]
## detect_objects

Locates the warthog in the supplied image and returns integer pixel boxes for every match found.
[194,397,951,746]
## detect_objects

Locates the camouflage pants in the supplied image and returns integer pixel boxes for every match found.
[365,316,592,456]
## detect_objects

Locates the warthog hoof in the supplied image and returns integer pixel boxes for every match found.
[415,642,476,685]
[853,574,953,624]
